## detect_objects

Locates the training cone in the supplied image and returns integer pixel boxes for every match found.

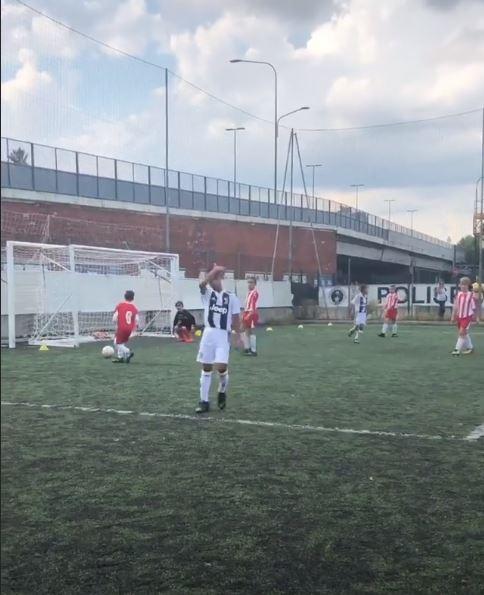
[39,343,49,351]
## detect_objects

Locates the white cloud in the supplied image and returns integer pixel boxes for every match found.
[1,0,483,242]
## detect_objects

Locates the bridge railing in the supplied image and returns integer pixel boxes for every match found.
[1,136,451,250]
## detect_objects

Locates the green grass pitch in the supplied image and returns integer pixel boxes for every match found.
[2,325,484,594]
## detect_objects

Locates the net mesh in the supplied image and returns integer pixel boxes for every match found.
[5,242,178,346]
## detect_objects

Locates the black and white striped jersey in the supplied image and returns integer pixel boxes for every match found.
[201,287,241,331]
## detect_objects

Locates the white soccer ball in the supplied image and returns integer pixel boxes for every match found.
[266,327,273,332]
[298,324,304,329]
[327,322,333,327]
[102,345,115,359]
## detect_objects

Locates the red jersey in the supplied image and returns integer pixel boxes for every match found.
[455,291,475,319]
[245,289,259,313]
[385,293,399,311]
[115,301,138,331]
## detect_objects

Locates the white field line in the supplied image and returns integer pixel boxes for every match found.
[464,423,484,441]
[1,400,478,443]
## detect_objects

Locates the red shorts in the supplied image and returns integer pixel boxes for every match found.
[115,328,133,344]
[242,311,259,329]
[385,308,398,322]
[457,317,472,332]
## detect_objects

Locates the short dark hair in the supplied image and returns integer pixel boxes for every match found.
[360,284,368,292]
[175,301,184,308]
[248,277,257,284]
[124,290,135,301]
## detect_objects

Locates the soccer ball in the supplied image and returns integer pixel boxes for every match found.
[195,329,202,337]
[266,327,273,332]
[102,345,115,359]
[297,324,304,329]
[327,322,333,327]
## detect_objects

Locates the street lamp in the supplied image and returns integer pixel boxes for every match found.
[384,199,396,223]
[350,183,364,210]
[306,164,323,208]
[230,59,278,203]
[407,209,418,236]
[225,127,245,199]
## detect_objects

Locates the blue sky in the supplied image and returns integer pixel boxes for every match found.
[1,0,483,241]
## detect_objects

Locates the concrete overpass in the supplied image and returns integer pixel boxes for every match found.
[1,137,455,280]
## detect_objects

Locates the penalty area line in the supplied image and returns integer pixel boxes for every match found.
[0,400,474,443]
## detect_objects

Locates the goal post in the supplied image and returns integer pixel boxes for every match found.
[3,241,179,348]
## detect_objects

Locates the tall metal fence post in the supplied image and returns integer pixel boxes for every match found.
[96,156,99,199]
[75,151,80,196]
[114,159,118,200]
[30,142,35,190]
[148,165,152,204]
[5,138,12,187]
[54,148,58,194]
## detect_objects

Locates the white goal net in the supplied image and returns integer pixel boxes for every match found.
[3,241,179,347]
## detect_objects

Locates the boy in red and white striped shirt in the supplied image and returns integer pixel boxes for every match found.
[451,277,478,355]
[378,285,400,338]
[241,277,259,356]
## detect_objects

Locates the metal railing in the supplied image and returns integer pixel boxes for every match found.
[1,136,451,250]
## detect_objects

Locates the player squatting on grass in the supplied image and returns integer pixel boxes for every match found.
[112,290,138,363]
[196,265,241,414]
[451,276,480,356]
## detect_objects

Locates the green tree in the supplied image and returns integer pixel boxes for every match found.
[456,235,477,264]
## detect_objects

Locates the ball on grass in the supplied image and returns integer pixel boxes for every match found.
[102,345,114,358]
[195,329,202,337]
[266,327,273,332]
[297,324,304,329]
[327,322,333,327]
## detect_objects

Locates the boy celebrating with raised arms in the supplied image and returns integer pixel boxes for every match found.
[196,265,241,414]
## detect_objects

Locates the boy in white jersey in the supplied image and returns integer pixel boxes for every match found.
[451,276,478,356]
[348,284,368,344]
[196,265,241,414]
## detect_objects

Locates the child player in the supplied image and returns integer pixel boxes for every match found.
[451,276,478,355]
[348,284,368,344]
[378,284,399,338]
[112,290,138,363]
[196,265,241,414]
[241,277,259,356]
[173,301,196,343]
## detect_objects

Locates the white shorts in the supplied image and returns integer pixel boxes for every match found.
[355,313,367,327]
[197,329,230,365]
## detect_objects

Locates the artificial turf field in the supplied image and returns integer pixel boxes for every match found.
[1,324,484,594]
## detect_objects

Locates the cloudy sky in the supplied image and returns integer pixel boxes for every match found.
[1,0,483,241]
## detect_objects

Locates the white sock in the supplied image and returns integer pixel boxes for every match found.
[382,323,388,334]
[455,337,465,351]
[355,330,359,340]
[218,371,229,394]
[392,324,398,335]
[465,335,473,350]
[241,333,250,350]
[116,343,130,358]
[250,335,257,353]
[200,371,212,402]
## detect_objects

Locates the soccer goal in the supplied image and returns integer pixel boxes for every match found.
[4,241,179,348]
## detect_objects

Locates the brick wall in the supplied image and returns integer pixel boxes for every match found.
[1,200,336,280]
